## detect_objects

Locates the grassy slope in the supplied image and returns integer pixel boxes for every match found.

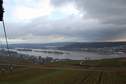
[0,69,126,84]
[0,58,126,84]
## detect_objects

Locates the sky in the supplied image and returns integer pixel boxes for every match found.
[0,0,126,44]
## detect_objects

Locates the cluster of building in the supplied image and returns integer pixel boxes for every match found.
[31,56,53,64]
[0,49,71,65]
[30,56,72,64]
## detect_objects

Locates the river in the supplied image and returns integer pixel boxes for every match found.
[10,49,126,60]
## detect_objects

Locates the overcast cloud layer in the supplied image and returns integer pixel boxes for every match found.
[0,0,126,44]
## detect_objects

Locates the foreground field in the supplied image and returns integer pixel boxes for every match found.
[0,58,126,84]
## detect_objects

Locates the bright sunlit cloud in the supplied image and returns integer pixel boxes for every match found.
[13,0,53,21]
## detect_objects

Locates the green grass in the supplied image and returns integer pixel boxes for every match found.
[0,67,126,84]
[50,58,126,67]
[1,58,126,84]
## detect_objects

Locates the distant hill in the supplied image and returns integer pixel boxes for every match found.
[2,42,126,50]
[56,42,126,51]
[8,42,71,49]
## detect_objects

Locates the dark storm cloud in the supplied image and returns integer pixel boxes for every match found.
[76,0,126,25]
[51,0,126,25]
[83,27,126,42]
[3,0,126,43]
[50,0,126,41]
[6,16,126,42]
